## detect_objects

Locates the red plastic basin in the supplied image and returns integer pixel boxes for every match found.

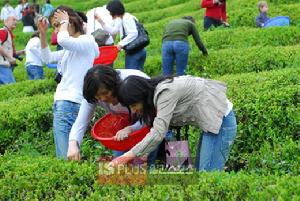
[91,113,150,151]
[93,46,119,65]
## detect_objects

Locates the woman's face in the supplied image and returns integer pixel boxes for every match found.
[95,87,118,105]
[129,102,143,115]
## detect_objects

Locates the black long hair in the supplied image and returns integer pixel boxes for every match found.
[117,75,174,126]
[83,65,121,104]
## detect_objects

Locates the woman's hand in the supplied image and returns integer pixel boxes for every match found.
[67,140,81,161]
[108,151,136,167]
[37,17,48,36]
[54,9,69,24]
[114,126,132,141]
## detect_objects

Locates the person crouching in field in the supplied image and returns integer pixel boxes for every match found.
[256,1,270,28]
[109,75,237,171]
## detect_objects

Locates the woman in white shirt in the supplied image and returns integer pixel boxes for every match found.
[95,0,146,71]
[38,6,99,159]
[25,31,44,80]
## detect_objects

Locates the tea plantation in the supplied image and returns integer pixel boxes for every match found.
[0,0,299,200]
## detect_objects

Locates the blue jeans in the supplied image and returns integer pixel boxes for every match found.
[26,65,44,80]
[0,65,16,85]
[195,110,237,171]
[162,41,190,76]
[53,100,80,159]
[204,16,223,31]
[125,48,146,71]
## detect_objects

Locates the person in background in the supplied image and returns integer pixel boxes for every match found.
[0,13,25,85]
[25,31,44,80]
[256,1,270,28]
[41,0,54,18]
[15,0,28,21]
[21,4,36,32]
[38,6,99,159]
[95,0,146,71]
[1,0,15,22]
[111,75,237,172]
[200,0,229,31]
[162,16,208,76]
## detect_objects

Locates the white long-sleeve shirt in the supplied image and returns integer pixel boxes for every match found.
[69,69,149,145]
[41,31,99,104]
[103,13,138,47]
[25,36,43,67]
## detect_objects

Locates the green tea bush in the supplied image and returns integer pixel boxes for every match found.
[0,94,53,154]
[0,154,299,200]
[0,79,55,102]
[220,68,299,173]
[143,45,299,76]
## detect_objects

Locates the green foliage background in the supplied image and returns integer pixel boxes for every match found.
[0,0,299,200]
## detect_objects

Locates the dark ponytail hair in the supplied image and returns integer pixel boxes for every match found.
[117,76,173,126]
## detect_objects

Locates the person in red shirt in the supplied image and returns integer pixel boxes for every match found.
[200,0,229,31]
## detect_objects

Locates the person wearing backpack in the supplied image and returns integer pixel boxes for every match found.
[0,14,24,85]
[95,0,147,71]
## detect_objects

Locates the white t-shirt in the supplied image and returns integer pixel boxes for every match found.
[25,36,43,67]
[69,69,149,145]
[41,31,99,104]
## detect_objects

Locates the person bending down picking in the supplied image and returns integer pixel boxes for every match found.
[67,66,161,167]
[110,75,237,171]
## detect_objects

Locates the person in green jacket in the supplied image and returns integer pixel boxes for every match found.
[162,16,208,76]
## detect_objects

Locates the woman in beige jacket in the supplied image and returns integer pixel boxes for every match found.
[111,75,237,171]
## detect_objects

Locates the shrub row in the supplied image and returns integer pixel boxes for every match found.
[218,68,300,174]
[141,44,299,76]
[229,2,300,27]
[0,154,299,200]
[148,26,300,51]
[0,68,298,174]
[0,94,53,154]
[0,78,55,102]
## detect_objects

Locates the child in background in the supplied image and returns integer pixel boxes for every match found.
[25,31,44,80]
[256,1,270,28]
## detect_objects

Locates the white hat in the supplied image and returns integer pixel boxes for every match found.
[3,11,17,21]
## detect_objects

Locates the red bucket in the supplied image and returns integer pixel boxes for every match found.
[91,113,150,151]
[93,46,119,65]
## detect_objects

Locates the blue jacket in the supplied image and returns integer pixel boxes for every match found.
[256,12,270,28]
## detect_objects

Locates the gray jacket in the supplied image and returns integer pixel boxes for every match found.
[131,75,229,157]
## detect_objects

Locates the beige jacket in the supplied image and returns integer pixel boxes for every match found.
[131,75,229,157]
